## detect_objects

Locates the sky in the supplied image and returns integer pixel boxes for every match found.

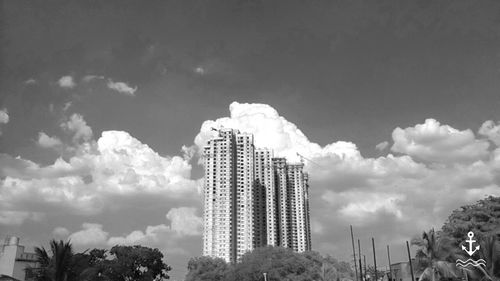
[1,1,500,280]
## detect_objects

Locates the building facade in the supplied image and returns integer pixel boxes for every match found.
[389,260,420,281]
[0,237,37,281]
[202,128,311,263]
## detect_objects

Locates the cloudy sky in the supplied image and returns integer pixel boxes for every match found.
[2,1,500,280]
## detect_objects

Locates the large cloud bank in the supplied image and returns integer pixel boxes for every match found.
[195,102,500,254]
[0,116,198,219]
[2,102,500,271]
[59,207,202,254]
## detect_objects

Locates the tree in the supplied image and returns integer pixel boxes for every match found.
[364,266,384,281]
[227,247,323,281]
[30,241,170,281]
[75,249,112,281]
[441,196,500,244]
[186,247,355,281]
[411,229,459,281]
[476,235,500,281]
[31,240,77,281]
[319,255,355,281]
[91,245,171,281]
[185,256,228,281]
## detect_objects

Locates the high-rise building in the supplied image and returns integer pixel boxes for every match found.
[202,129,311,263]
[272,157,290,248]
[202,129,236,262]
[234,132,254,259]
[253,148,272,247]
[254,149,275,247]
[287,163,309,253]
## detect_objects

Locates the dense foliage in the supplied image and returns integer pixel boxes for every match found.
[185,246,354,281]
[441,196,500,243]
[185,256,228,281]
[31,241,171,281]
[408,196,500,281]
[411,229,458,281]
[439,196,500,280]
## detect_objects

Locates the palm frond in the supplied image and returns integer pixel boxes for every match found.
[434,261,458,279]
[418,267,433,281]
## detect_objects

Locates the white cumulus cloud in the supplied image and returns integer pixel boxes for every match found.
[105,207,201,254]
[1,116,198,215]
[192,102,500,259]
[391,118,489,164]
[195,102,360,162]
[166,207,203,236]
[479,120,500,146]
[66,207,201,252]
[69,223,109,246]
[61,113,93,143]
[37,132,63,148]
[106,79,137,96]
[53,227,70,238]
[57,75,76,89]
[107,224,170,246]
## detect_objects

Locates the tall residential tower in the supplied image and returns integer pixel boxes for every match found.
[202,128,311,263]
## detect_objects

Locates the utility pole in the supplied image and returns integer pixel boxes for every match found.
[387,245,393,281]
[363,255,367,280]
[406,241,415,281]
[372,238,378,281]
[350,226,359,281]
[358,239,363,281]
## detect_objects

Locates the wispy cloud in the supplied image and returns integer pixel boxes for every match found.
[0,108,9,135]
[375,141,389,151]
[106,79,137,96]
[82,75,104,83]
[194,66,205,75]
[24,78,37,85]
[63,102,72,112]
[0,108,9,124]
[0,211,45,225]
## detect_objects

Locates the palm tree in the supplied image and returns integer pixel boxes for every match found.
[411,229,459,281]
[32,240,76,281]
[476,234,500,281]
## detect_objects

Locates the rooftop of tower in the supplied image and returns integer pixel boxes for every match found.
[204,128,306,166]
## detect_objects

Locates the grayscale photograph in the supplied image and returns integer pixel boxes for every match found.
[0,1,499,281]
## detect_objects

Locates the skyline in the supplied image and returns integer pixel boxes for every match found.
[202,128,311,263]
[2,1,500,280]
[2,101,500,279]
